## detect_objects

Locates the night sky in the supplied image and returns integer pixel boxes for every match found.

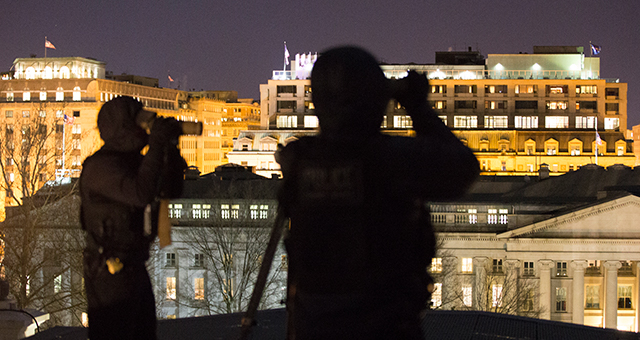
[3,0,639,125]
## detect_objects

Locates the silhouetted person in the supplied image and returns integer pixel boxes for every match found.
[277,46,479,339]
[80,96,186,340]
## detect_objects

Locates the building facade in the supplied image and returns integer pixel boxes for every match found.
[429,164,640,332]
[0,56,259,219]
[230,46,633,177]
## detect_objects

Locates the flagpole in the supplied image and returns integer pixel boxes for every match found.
[283,41,287,71]
[45,36,47,59]
[595,122,598,166]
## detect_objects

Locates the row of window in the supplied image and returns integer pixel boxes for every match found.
[4,110,80,120]
[430,100,609,111]
[276,115,318,128]
[431,281,630,312]
[430,84,617,97]
[168,203,271,220]
[5,87,83,102]
[447,115,619,130]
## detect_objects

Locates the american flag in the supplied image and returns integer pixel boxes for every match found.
[64,114,74,125]
[284,43,290,66]
[45,39,56,49]
[596,132,603,146]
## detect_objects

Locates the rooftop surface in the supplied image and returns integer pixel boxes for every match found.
[26,309,640,340]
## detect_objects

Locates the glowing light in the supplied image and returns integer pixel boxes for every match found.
[569,64,580,71]
[429,69,445,80]
[460,71,475,80]
[494,63,504,70]
[532,63,541,71]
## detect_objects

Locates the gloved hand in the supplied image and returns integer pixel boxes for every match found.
[149,117,181,147]
[392,70,429,111]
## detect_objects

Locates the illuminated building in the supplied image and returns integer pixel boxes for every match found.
[0,57,259,219]
[430,164,640,331]
[229,46,633,177]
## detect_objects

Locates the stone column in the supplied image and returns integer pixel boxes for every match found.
[604,260,622,329]
[473,257,488,310]
[504,259,521,312]
[538,260,555,320]
[636,262,640,333]
[571,260,588,325]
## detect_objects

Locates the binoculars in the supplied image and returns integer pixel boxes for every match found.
[136,109,203,136]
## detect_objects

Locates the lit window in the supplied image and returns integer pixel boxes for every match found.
[23,91,31,101]
[618,146,624,156]
[604,118,620,130]
[484,116,508,128]
[431,258,442,273]
[618,285,633,309]
[191,204,202,218]
[54,275,62,294]
[202,204,211,218]
[545,116,569,129]
[546,145,557,155]
[304,115,318,128]
[438,116,447,125]
[576,116,596,129]
[462,285,472,307]
[462,258,473,273]
[260,205,269,219]
[514,116,538,129]
[166,277,176,300]
[556,262,567,276]
[468,209,477,224]
[231,204,240,219]
[499,209,508,224]
[73,87,81,101]
[5,110,12,118]
[194,278,204,300]
[488,209,497,224]
[250,205,259,219]
[169,204,182,218]
[6,92,14,101]
[454,116,477,129]
[56,87,64,101]
[492,284,503,307]
[56,110,64,118]
[394,115,413,129]
[546,101,568,110]
[220,204,230,219]
[166,253,176,267]
[40,91,47,101]
[586,284,600,309]
[72,124,81,134]
[431,283,442,307]
[556,287,567,311]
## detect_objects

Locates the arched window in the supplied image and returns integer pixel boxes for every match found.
[44,66,53,79]
[73,86,81,101]
[60,66,70,79]
[25,67,36,79]
[56,87,64,101]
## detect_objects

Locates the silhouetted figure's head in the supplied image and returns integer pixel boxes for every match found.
[98,96,148,152]
[312,46,390,138]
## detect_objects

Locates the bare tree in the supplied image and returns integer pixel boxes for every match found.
[152,177,286,317]
[429,237,542,318]
[0,101,88,327]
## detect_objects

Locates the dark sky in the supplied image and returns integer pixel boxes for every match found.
[3,0,639,125]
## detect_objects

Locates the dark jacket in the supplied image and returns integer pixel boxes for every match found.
[80,97,184,264]
[278,109,479,298]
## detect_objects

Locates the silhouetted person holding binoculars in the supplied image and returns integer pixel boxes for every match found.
[277,46,479,339]
[80,96,187,340]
